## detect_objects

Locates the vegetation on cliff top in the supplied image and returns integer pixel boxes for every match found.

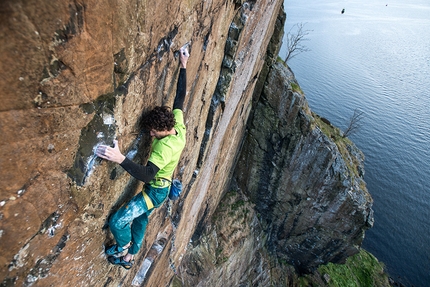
[313,112,363,180]
[300,249,391,287]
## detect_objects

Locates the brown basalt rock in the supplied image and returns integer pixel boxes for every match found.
[0,0,284,286]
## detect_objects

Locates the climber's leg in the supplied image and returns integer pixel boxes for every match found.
[128,209,152,255]
[109,192,148,249]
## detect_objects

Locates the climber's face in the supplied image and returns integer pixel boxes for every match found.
[150,129,169,139]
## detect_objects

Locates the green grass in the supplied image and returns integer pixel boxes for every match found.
[312,112,360,179]
[291,82,303,94]
[316,249,390,287]
[277,56,287,66]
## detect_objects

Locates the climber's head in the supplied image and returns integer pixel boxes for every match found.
[141,106,176,139]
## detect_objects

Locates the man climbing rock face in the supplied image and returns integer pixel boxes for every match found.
[96,47,189,269]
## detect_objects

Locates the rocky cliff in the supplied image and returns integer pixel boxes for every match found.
[236,59,375,272]
[177,32,374,287]
[0,0,373,286]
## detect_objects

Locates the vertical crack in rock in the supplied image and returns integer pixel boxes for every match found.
[131,235,168,286]
[113,48,129,88]
[54,2,85,45]
[67,94,117,186]
[196,5,248,168]
[156,26,178,61]
[38,211,61,238]
[23,232,70,287]
[3,223,70,287]
[7,211,64,274]
[202,31,210,52]
[190,203,210,247]
[67,24,181,186]
[102,277,113,287]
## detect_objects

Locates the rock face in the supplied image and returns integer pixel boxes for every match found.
[178,24,374,286]
[0,0,373,286]
[0,0,284,286]
[234,60,374,274]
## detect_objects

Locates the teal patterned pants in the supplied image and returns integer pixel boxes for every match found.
[109,184,168,254]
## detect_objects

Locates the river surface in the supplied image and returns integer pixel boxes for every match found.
[279,0,430,286]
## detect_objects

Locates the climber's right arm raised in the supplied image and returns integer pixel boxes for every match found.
[173,47,189,111]
[96,47,189,182]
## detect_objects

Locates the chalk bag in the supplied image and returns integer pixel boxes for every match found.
[168,179,182,200]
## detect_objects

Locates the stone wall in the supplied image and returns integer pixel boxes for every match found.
[0,0,284,286]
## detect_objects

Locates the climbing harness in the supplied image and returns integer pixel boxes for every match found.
[142,191,154,210]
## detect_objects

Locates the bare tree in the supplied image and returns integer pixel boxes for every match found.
[284,23,312,63]
[343,109,364,138]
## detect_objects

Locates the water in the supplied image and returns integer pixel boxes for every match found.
[279,1,430,286]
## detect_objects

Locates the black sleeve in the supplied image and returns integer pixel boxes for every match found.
[120,158,160,182]
[173,68,187,110]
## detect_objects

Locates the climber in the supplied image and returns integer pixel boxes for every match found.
[95,46,189,269]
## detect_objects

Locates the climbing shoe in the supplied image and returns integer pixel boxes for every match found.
[107,256,134,270]
[105,244,128,257]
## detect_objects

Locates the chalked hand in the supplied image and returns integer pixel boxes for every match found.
[179,45,189,68]
[180,46,189,57]
[96,140,125,164]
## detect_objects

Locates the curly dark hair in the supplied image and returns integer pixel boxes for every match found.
[141,106,176,132]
